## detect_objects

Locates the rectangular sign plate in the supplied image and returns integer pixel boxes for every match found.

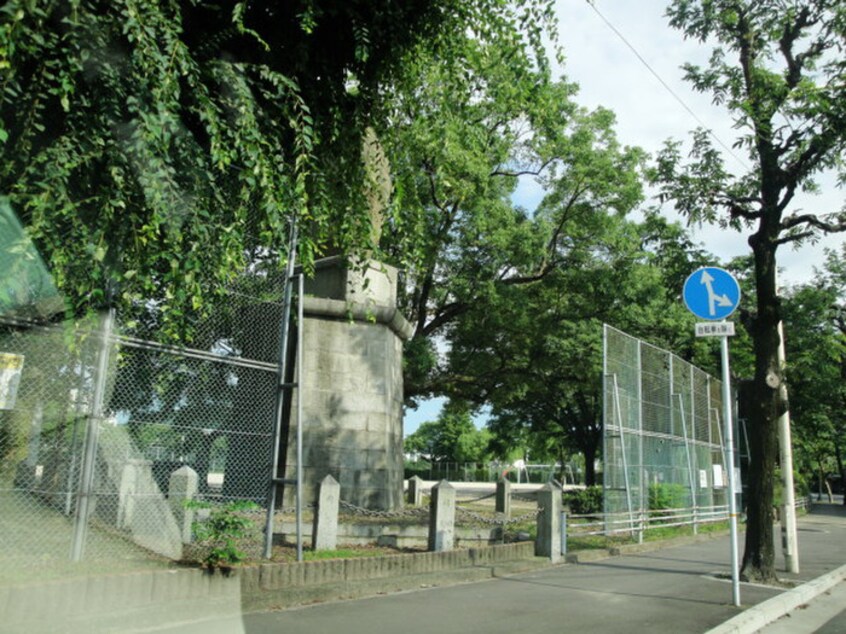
[695,321,735,337]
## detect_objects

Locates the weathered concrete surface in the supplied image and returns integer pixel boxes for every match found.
[0,542,537,634]
[428,481,456,552]
[754,577,846,634]
[535,482,561,561]
[311,475,340,551]
[277,520,502,548]
[282,257,411,511]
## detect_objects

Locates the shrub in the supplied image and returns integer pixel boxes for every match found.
[404,461,431,480]
[187,500,259,570]
[565,486,603,515]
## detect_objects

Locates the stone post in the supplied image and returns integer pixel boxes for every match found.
[535,481,562,561]
[428,480,455,552]
[495,477,511,518]
[312,475,341,551]
[168,465,198,544]
[407,475,423,506]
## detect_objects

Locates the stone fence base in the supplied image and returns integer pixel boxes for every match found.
[3,543,539,633]
[277,521,504,548]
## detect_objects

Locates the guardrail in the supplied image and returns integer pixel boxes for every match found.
[565,505,730,540]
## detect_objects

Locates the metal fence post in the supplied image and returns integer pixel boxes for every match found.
[70,308,115,562]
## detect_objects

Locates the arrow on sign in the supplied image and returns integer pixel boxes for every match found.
[700,270,733,316]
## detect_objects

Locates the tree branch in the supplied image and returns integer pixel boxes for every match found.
[780,213,846,233]
[711,193,762,221]
[422,301,469,336]
[491,156,556,178]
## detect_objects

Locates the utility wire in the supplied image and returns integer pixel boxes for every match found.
[586,0,751,171]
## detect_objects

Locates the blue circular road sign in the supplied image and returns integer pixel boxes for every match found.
[683,267,741,321]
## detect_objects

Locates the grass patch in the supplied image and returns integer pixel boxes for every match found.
[566,519,730,552]
[305,547,393,561]
[268,543,425,563]
[0,488,174,585]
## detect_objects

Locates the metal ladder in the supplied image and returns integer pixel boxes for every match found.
[263,221,304,561]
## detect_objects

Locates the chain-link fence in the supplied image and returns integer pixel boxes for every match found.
[0,275,284,579]
[403,461,578,484]
[603,324,733,534]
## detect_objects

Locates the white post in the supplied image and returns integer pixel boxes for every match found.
[312,474,340,551]
[777,320,799,573]
[168,465,199,544]
[721,335,741,607]
[428,480,456,551]
[535,482,562,561]
[636,340,644,545]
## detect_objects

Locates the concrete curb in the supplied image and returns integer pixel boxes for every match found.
[705,563,846,634]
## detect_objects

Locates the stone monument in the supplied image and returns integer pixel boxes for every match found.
[281,256,412,510]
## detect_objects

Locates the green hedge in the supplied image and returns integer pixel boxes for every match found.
[565,486,603,515]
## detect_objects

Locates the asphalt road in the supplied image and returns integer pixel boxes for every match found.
[151,503,846,634]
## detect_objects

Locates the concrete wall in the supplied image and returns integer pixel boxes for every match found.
[282,257,412,511]
[3,543,537,633]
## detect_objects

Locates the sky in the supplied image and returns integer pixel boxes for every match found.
[403,0,845,435]
[547,1,844,282]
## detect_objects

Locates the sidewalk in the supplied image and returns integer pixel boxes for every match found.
[225,503,846,634]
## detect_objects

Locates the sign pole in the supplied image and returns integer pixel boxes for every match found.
[683,267,743,607]
[720,334,741,607]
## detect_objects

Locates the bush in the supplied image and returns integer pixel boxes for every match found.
[648,483,688,510]
[565,486,603,515]
[187,500,259,570]
[404,461,431,480]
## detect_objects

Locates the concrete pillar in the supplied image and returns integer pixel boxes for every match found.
[495,477,511,518]
[168,465,198,544]
[536,482,562,561]
[312,475,340,551]
[283,257,413,511]
[428,480,455,552]
[407,475,423,506]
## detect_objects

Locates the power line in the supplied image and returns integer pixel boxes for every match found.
[585,0,751,171]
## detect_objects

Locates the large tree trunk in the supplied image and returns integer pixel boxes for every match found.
[741,233,784,584]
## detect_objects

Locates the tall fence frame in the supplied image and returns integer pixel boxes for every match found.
[602,325,732,538]
[0,272,287,573]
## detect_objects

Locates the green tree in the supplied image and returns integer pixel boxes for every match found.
[655,0,846,583]
[782,247,846,503]
[403,401,491,464]
[0,0,558,330]
[462,214,708,485]
[380,24,642,401]
[376,25,652,403]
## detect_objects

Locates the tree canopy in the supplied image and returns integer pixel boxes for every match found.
[0,0,558,332]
